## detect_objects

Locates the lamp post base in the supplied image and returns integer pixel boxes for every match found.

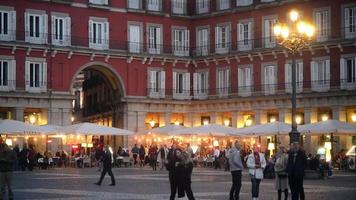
[289,130,301,144]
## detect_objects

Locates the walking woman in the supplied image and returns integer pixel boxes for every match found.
[139,145,146,167]
[247,144,266,200]
[175,150,195,200]
[274,144,289,200]
[149,145,158,171]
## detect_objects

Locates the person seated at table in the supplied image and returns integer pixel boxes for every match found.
[59,151,68,167]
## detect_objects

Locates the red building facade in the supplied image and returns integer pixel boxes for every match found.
[0,0,355,150]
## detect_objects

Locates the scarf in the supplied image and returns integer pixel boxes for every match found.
[254,152,260,167]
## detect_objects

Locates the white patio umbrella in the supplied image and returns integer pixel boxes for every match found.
[241,121,292,136]
[40,124,65,134]
[0,119,46,135]
[144,124,187,135]
[299,120,356,135]
[62,122,133,136]
[169,123,237,136]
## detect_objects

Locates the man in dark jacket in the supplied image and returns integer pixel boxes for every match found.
[286,142,307,200]
[0,141,17,200]
[166,144,180,200]
[95,145,115,186]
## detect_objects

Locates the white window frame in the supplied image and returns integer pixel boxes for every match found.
[238,20,253,51]
[314,8,330,42]
[25,10,48,44]
[343,4,356,39]
[148,68,165,98]
[215,24,230,54]
[238,66,253,97]
[193,70,209,99]
[173,71,191,100]
[147,0,161,11]
[311,58,330,92]
[89,0,108,5]
[147,24,162,54]
[0,6,16,41]
[340,55,356,90]
[128,0,141,9]
[128,23,142,53]
[172,0,186,15]
[0,57,16,91]
[216,68,230,98]
[89,17,109,50]
[218,0,230,10]
[263,64,277,95]
[236,0,253,7]
[196,0,209,14]
[262,16,277,48]
[285,61,303,93]
[51,13,71,46]
[173,27,189,57]
[25,59,47,93]
[196,26,209,56]
[261,0,275,3]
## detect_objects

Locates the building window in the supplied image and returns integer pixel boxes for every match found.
[51,15,71,46]
[215,25,230,54]
[128,24,141,53]
[172,0,186,15]
[25,60,47,93]
[25,11,48,44]
[128,0,141,9]
[314,9,329,42]
[236,0,253,7]
[263,65,277,95]
[148,70,165,98]
[218,0,230,10]
[261,0,275,2]
[0,59,15,91]
[238,67,252,97]
[311,59,330,92]
[340,57,356,90]
[147,0,161,11]
[147,25,161,54]
[263,17,277,48]
[196,0,209,14]
[285,61,303,93]
[217,68,230,98]
[173,28,189,56]
[196,28,209,56]
[89,0,108,5]
[344,6,356,39]
[173,71,190,99]
[89,19,109,50]
[0,9,16,41]
[193,71,208,99]
[238,21,253,51]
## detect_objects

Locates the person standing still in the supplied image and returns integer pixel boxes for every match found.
[287,142,307,200]
[0,140,17,200]
[247,144,267,200]
[167,144,180,200]
[274,144,289,200]
[175,151,195,200]
[95,145,115,186]
[228,141,244,200]
[139,145,146,167]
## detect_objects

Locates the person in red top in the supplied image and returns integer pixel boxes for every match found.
[148,145,158,171]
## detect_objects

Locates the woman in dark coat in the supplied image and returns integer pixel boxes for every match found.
[175,151,195,200]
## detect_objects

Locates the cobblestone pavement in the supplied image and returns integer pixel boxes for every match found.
[8,167,356,200]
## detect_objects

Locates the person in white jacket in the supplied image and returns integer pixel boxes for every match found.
[247,144,267,200]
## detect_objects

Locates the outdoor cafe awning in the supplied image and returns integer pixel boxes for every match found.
[169,124,238,137]
[62,122,134,136]
[298,120,356,135]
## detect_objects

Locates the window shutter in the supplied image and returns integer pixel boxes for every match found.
[323,11,328,38]
[173,72,177,94]
[226,69,230,89]
[246,68,252,87]
[157,27,161,53]
[316,12,321,37]
[238,68,243,87]
[264,19,270,46]
[41,62,47,92]
[285,63,292,84]
[25,61,30,91]
[340,58,345,88]
[325,59,330,81]
[11,11,16,40]
[264,66,268,85]
[42,14,48,43]
[215,26,219,49]
[51,16,56,43]
[104,22,109,48]
[160,71,165,97]
[150,70,156,92]
[311,61,317,83]
[66,17,71,45]
[25,13,29,42]
[238,23,244,44]
[248,22,252,47]
[193,73,198,96]
[345,8,350,36]
[89,20,93,44]
[185,29,189,54]
[185,72,190,97]
[8,60,16,91]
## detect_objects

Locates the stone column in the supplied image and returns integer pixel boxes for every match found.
[255,110,267,125]
[210,112,217,124]
[332,106,347,122]
[13,107,24,121]
[237,112,244,128]
[231,112,237,128]
[164,112,171,126]
[193,113,201,126]
[184,113,194,127]
[278,108,287,123]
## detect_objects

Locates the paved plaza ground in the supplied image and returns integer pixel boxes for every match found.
[8,167,356,200]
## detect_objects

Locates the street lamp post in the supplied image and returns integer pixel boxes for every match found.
[273,10,315,144]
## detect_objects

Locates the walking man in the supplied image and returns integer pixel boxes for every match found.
[0,139,17,200]
[228,141,243,200]
[167,144,180,200]
[95,145,115,186]
[287,142,307,200]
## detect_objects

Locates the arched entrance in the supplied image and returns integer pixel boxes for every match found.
[70,62,126,148]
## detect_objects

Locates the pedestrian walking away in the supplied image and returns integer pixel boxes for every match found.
[0,139,17,200]
[166,144,180,200]
[228,140,244,200]
[175,151,195,200]
[95,145,115,186]
[247,144,267,200]
[274,144,289,200]
[287,142,307,200]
